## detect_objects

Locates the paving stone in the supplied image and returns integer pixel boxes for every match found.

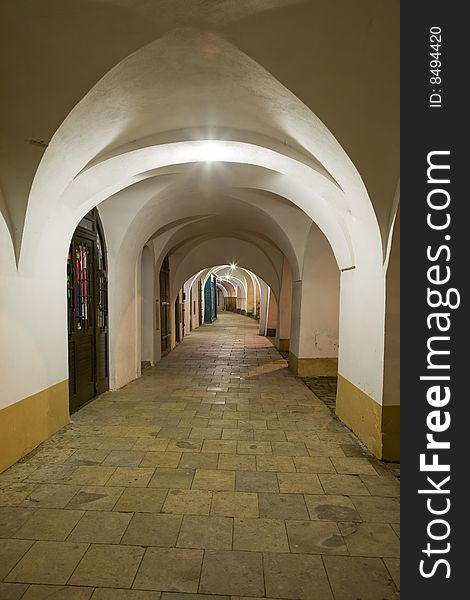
[211,491,258,518]
[20,485,81,509]
[107,467,155,487]
[68,510,132,543]
[199,550,264,596]
[323,556,399,599]
[140,452,182,468]
[92,590,162,600]
[102,450,146,467]
[162,489,212,515]
[293,457,336,473]
[161,594,226,600]
[68,467,116,486]
[0,539,35,579]
[0,507,37,537]
[235,471,278,493]
[92,590,162,599]
[253,430,286,441]
[21,584,93,599]
[178,454,218,470]
[221,429,254,441]
[65,449,111,466]
[190,428,223,440]
[122,513,182,546]
[318,474,369,495]
[26,449,77,466]
[360,475,400,497]
[67,486,124,511]
[201,440,237,454]
[255,456,295,472]
[384,557,400,590]
[339,443,369,457]
[69,544,145,588]
[217,455,256,471]
[304,494,361,521]
[236,441,272,455]
[26,466,77,485]
[166,441,202,453]
[305,442,345,457]
[12,508,84,541]
[0,485,40,507]
[258,493,309,520]
[192,469,235,491]
[5,541,88,584]
[149,469,194,489]
[339,522,400,557]
[0,582,29,600]
[133,439,171,452]
[264,552,333,600]
[114,488,168,513]
[286,520,346,554]
[99,438,137,451]
[0,464,38,484]
[277,473,322,494]
[157,428,192,439]
[331,457,378,475]
[177,515,233,550]
[233,517,288,552]
[134,547,203,592]
[271,442,308,457]
[350,495,400,523]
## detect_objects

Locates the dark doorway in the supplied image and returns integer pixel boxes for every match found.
[67,209,109,413]
[160,255,171,355]
[198,280,203,325]
[175,295,181,343]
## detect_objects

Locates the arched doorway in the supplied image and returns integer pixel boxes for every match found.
[159,255,171,355]
[67,208,109,413]
[141,245,154,370]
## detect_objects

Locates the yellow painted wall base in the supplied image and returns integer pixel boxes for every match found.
[279,339,290,352]
[0,380,70,474]
[336,375,400,461]
[288,352,338,377]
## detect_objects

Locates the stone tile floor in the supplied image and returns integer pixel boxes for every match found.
[0,313,400,599]
[302,378,337,412]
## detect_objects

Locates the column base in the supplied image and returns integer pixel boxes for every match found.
[288,352,338,377]
[336,375,400,461]
[0,380,70,473]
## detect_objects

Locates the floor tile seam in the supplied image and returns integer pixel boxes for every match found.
[0,538,36,583]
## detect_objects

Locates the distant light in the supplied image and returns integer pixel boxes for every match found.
[230,263,236,269]
[197,141,219,162]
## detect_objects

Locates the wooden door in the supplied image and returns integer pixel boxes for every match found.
[198,280,203,325]
[175,296,181,343]
[67,210,109,413]
[160,255,171,354]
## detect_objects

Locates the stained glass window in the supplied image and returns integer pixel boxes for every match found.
[67,249,73,334]
[75,243,91,331]
[96,228,107,329]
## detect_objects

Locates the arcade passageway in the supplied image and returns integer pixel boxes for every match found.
[0,313,400,599]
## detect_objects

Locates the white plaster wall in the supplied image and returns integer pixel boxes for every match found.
[0,262,68,410]
[267,292,278,333]
[291,224,340,359]
[276,258,293,345]
[258,280,270,336]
